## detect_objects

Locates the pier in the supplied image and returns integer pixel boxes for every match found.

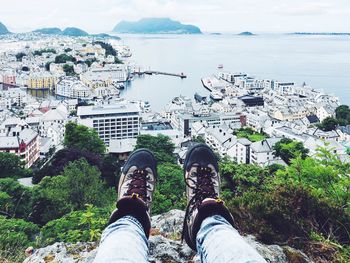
[133,70,187,79]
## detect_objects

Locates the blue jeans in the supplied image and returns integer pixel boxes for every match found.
[94,215,266,263]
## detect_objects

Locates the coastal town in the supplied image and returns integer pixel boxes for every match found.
[1,32,350,175]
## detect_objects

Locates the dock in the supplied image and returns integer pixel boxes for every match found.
[133,70,187,79]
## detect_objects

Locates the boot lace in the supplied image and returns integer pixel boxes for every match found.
[125,169,149,203]
[182,165,217,240]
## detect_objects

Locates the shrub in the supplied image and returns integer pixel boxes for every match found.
[39,205,110,246]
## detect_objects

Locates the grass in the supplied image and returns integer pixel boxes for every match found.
[235,128,268,142]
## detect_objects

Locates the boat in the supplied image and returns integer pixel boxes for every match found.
[210,91,223,101]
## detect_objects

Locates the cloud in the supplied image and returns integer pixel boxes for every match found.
[273,2,332,16]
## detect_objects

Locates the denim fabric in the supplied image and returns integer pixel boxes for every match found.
[196,215,267,263]
[93,216,148,263]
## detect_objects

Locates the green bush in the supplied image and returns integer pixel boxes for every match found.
[152,163,186,214]
[30,159,115,225]
[40,205,110,246]
[0,178,34,219]
[0,216,39,262]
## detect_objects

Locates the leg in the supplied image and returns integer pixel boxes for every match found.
[94,216,148,263]
[197,215,266,263]
[182,144,266,263]
[93,149,158,263]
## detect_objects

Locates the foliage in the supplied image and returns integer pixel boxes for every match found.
[0,216,39,262]
[319,117,339,131]
[93,41,117,57]
[55,54,76,64]
[84,58,97,67]
[234,127,267,142]
[114,56,123,64]
[33,48,56,56]
[15,52,26,62]
[152,163,186,214]
[135,134,176,163]
[64,122,106,155]
[221,147,350,262]
[39,205,110,246]
[30,159,114,225]
[64,48,73,53]
[220,161,270,198]
[276,153,350,210]
[63,64,75,76]
[0,178,33,219]
[45,61,53,71]
[33,148,101,184]
[336,105,350,125]
[0,152,31,179]
[273,138,309,164]
[192,136,205,144]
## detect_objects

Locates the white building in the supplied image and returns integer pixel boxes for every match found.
[56,77,93,99]
[77,101,141,146]
[250,138,282,166]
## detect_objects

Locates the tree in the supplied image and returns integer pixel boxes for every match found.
[114,56,123,64]
[33,148,102,184]
[45,61,53,71]
[64,48,73,53]
[15,52,26,62]
[335,105,350,125]
[135,134,176,163]
[152,163,186,214]
[0,152,30,179]
[64,122,106,155]
[93,41,117,57]
[319,117,338,131]
[31,159,114,225]
[63,64,75,76]
[273,138,309,165]
[192,136,205,144]
[55,54,76,64]
[0,178,33,219]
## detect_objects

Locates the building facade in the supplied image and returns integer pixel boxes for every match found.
[77,102,141,146]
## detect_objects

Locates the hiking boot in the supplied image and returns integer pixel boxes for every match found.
[108,148,157,238]
[182,144,235,251]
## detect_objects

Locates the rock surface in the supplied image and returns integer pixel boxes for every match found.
[23,209,312,263]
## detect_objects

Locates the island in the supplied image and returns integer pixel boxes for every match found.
[239,31,255,36]
[0,22,10,35]
[34,27,62,35]
[292,32,350,36]
[113,18,202,34]
[62,27,89,37]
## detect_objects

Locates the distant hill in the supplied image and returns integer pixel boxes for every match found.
[0,22,10,35]
[239,31,254,36]
[62,27,89,37]
[292,32,350,36]
[113,18,202,34]
[34,27,62,35]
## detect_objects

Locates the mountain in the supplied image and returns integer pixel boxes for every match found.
[113,18,202,34]
[34,27,62,35]
[0,22,10,35]
[62,27,89,37]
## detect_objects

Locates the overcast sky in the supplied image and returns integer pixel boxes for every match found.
[1,0,349,33]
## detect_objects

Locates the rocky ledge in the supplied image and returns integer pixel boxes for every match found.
[23,210,312,263]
